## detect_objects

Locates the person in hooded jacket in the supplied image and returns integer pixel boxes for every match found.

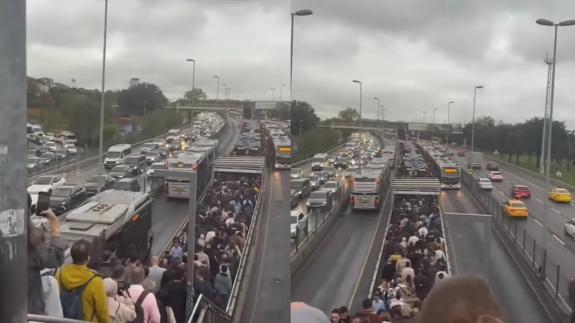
[103,278,136,323]
[214,264,232,306]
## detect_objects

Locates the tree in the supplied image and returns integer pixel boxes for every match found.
[184,88,207,102]
[338,107,360,123]
[291,101,320,135]
[117,82,168,116]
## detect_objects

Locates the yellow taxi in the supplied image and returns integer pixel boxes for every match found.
[549,188,572,203]
[503,199,528,218]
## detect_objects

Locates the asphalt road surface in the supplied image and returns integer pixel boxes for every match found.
[441,187,550,323]
[240,169,291,323]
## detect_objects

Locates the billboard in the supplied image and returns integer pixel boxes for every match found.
[408,122,429,131]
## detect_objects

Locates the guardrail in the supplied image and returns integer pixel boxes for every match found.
[225,170,267,317]
[461,168,573,323]
[189,294,232,323]
[27,124,193,184]
[27,314,88,323]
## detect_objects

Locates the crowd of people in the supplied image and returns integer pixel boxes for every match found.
[26,170,261,323]
[163,172,261,309]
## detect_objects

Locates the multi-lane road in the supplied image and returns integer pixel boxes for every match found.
[451,151,575,295]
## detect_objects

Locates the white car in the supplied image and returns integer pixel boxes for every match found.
[565,219,575,239]
[290,168,303,179]
[478,177,493,190]
[489,171,504,182]
[43,141,58,151]
[27,175,66,195]
[290,210,308,238]
[147,162,165,176]
[64,144,77,155]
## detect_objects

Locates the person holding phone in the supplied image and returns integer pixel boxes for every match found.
[27,193,68,315]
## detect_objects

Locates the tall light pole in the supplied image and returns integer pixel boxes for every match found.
[280,83,286,101]
[540,53,553,174]
[352,80,362,127]
[373,97,380,121]
[213,75,220,100]
[270,87,276,100]
[432,107,438,123]
[447,101,455,144]
[290,9,313,105]
[422,110,427,122]
[471,85,484,152]
[186,58,196,104]
[536,17,575,259]
[98,0,109,164]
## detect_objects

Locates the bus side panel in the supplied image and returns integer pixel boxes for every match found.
[110,204,152,260]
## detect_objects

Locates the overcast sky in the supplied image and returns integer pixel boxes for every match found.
[291,0,575,127]
[28,0,290,101]
[29,0,575,128]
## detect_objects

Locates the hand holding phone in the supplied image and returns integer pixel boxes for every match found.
[36,191,51,216]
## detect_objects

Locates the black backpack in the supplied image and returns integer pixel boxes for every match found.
[60,275,97,320]
[128,290,150,323]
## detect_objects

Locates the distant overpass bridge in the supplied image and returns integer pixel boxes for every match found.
[317,124,396,132]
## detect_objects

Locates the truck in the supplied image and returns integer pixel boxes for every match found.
[467,151,484,170]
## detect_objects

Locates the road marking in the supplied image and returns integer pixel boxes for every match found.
[533,218,544,227]
[497,190,506,197]
[552,234,566,247]
[500,169,544,191]
[534,198,543,204]
[444,212,492,217]
[551,208,560,214]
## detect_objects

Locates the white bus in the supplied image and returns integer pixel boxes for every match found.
[274,140,291,169]
[440,165,461,189]
[311,153,328,171]
[350,171,382,210]
[165,152,210,199]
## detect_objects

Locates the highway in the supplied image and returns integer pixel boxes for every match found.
[441,188,550,323]
[240,169,291,323]
[451,151,575,298]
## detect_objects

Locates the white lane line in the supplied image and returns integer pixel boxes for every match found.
[500,169,545,191]
[497,190,506,197]
[535,198,543,204]
[444,212,492,217]
[551,208,560,214]
[533,218,543,227]
[552,234,566,247]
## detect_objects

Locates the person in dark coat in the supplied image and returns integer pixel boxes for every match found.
[166,266,187,323]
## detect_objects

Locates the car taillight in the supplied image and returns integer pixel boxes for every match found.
[350,195,355,206]
[375,196,380,206]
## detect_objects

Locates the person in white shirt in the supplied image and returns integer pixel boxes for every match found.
[147,256,166,293]
[418,226,429,238]
[401,261,415,284]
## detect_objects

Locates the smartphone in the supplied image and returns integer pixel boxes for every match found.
[36,191,51,216]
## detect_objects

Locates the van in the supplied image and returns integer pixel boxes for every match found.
[104,144,133,169]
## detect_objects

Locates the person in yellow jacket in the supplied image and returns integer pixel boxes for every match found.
[56,239,109,323]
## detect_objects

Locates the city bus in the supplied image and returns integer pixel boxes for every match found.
[350,171,382,210]
[274,139,292,169]
[165,152,210,199]
[440,164,461,189]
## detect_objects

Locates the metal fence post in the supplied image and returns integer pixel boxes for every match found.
[514,223,518,241]
[532,239,536,267]
[522,229,526,252]
[542,249,547,277]
[555,265,560,298]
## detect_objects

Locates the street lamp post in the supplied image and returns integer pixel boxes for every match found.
[432,107,438,123]
[353,80,362,126]
[98,0,109,164]
[540,54,553,174]
[186,58,196,105]
[422,111,427,122]
[471,85,484,152]
[447,101,455,143]
[290,9,313,105]
[536,17,575,261]
[270,87,276,100]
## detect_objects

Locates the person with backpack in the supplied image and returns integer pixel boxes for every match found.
[56,239,109,322]
[127,265,161,323]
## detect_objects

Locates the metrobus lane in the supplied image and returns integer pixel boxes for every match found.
[440,188,551,323]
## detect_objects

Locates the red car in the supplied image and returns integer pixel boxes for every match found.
[511,184,531,199]
[457,150,465,157]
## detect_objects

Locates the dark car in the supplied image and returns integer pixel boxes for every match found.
[486,162,499,171]
[334,157,349,169]
[40,151,58,165]
[313,171,329,185]
[306,189,333,210]
[84,174,116,196]
[121,154,147,174]
[323,166,336,179]
[113,178,141,192]
[511,184,531,199]
[52,148,68,160]
[290,189,301,208]
[49,185,87,215]
[109,164,136,179]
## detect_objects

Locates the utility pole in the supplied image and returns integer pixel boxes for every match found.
[0,1,27,322]
[540,53,553,174]
[98,0,109,165]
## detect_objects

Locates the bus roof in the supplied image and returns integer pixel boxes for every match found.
[213,156,265,174]
[392,178,441,195]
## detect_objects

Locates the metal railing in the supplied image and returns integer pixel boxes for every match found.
[189,294,232,323]
[461,168,573,321]
[27,314,88,323]
[225,170,267,316]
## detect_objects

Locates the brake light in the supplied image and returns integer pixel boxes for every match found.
[350,195,355,206]
[375,196,381,207]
